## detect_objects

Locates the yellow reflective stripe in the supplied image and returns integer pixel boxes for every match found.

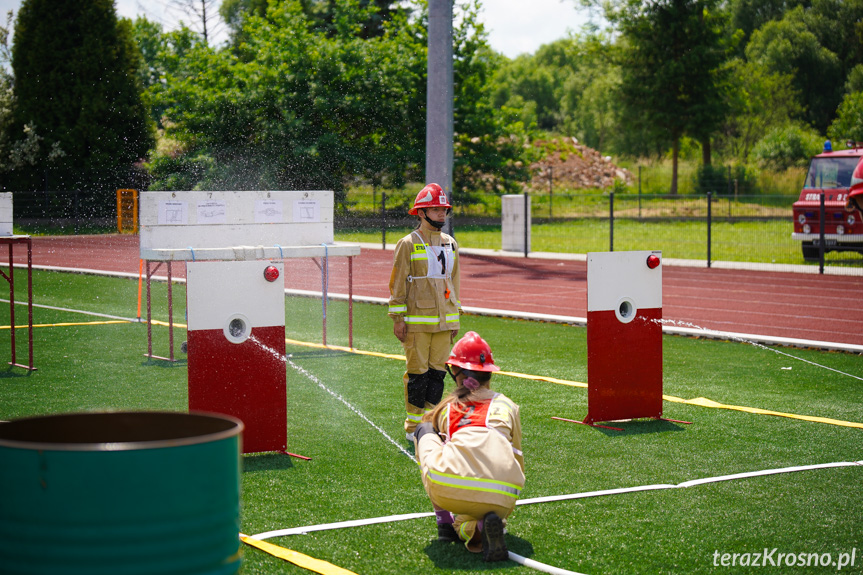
[426,470,522,498]
[445,313,460,323]
[388,305,407,313]
[406,412,423,422]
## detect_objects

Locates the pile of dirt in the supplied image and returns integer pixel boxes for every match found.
[527,137,631,191]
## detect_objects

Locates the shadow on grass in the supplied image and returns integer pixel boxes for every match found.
[594,418,689,437]
[424,534,534,571]
[0,366,37,378]
[140,358,188,368]
[243,452,296,472]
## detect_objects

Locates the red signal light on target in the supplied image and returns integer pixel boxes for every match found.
[264,265,280,282]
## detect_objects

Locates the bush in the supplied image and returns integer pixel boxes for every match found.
[750,124,823,171]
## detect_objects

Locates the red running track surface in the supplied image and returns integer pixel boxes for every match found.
[11,235,863,347]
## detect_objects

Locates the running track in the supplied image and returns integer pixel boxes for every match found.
[10,235,863,349]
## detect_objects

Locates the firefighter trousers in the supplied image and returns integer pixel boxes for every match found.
[402,330,451,433]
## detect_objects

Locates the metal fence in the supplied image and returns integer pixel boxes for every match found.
[335,188,863,276]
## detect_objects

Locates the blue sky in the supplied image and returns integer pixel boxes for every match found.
[0,0,594,59]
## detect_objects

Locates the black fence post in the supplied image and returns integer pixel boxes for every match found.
[381,192,387,250]
[707,191,712,268]
[548,167,553,219]
[819,192,825,274]
[638,165,642,219]
[609,191,614,252]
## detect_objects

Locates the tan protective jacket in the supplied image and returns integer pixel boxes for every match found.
[424,389,525,509]
[388,229,461,333]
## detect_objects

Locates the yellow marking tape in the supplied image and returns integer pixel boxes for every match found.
[0,320,131,329]
[284,338,863,430]
[149,319,188,328]
[663,395,863,430]
[240,535,358,575]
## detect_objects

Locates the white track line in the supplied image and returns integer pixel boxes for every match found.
[0,298,138,322]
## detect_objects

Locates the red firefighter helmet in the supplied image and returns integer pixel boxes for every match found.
[447,331,500,372]
[849,159,863,212]
[409,183,452,215]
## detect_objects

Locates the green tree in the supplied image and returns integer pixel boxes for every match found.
[7,0,153,214]
[828,91,863,143]
[148,0,426,195]
[148,0,530,197]
[452,0,532,194]
[719,59,802,160]
[744,6,842,133]
[611,0,732,193]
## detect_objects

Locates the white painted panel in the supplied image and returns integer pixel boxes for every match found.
[0,193,12,236]
[501,195,531,252]
[587,250,662,312]
[140,191,335,257]
[186,260,285,331]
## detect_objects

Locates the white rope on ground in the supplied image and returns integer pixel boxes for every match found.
[249,460,863,540]
[508,551,590,575]
[654,318,863,382]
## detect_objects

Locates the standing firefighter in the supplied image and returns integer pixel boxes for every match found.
[389,183,461,440]
[414,331,524,561]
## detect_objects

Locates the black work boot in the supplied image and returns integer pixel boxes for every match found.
[480,512,508,562]
[437,523,458,542]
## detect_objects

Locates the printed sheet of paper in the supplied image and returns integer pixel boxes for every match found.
[197,201,227,224]
[158,201,188,225]
[293,200,320,223]
[255,200,284,223]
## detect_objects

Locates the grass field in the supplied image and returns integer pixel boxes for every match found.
[1,269,862,574]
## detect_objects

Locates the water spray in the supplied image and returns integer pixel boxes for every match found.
[248,336,415,460]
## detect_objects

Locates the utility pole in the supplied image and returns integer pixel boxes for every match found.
[426,0,454,236]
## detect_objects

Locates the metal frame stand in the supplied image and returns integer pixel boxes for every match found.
[144,260,176,362]
[0,236,36,371]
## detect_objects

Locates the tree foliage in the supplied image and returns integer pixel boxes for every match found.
[146,0,529,197]
[611,0,732,192]
[5,0,153,211]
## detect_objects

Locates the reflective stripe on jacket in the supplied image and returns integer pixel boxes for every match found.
[388,229,461,332]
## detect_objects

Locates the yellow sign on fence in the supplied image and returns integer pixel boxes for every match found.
[116,189,138,234]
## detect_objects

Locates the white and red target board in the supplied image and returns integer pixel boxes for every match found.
[186,260,287,454]
[586,250,663,424]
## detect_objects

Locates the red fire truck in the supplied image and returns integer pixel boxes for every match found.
[792,142,863,260]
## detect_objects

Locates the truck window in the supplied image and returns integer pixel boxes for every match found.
[804,157,860,189]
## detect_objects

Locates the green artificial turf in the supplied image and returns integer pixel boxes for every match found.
[1,269,861,574]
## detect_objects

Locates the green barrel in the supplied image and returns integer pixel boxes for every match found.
[0,412,243,575]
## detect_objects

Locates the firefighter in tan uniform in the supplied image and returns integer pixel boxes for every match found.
[389,183,461,440]
[414,331,524,562]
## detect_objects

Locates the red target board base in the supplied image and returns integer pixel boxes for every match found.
[585,251,664,425]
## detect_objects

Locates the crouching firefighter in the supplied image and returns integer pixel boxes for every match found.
[389,183,462,440]
[414,331,525,562]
